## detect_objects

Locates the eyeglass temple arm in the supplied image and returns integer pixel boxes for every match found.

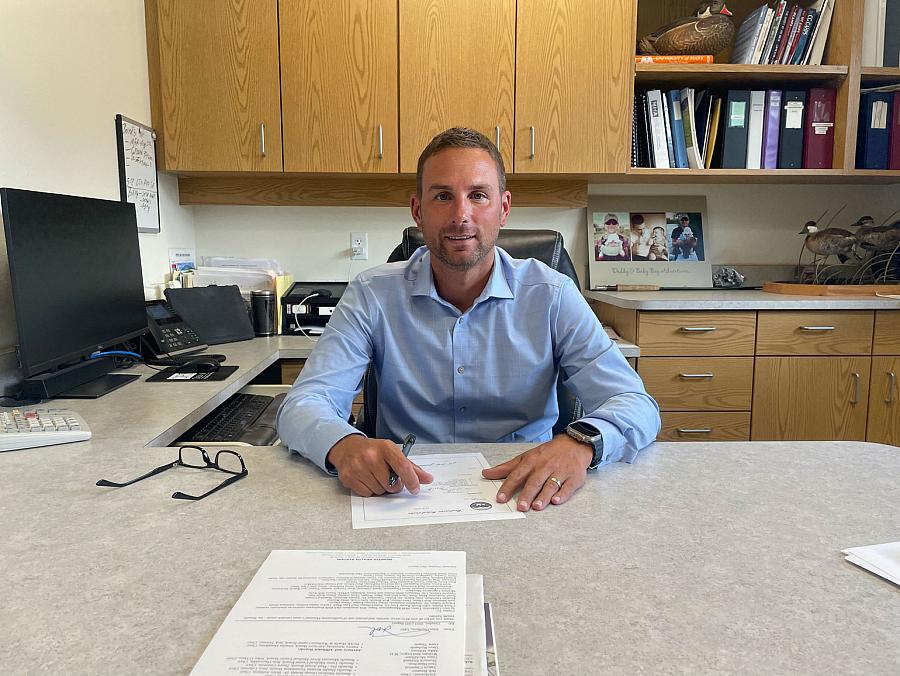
[96,461,180,488]
[171,470,247,501]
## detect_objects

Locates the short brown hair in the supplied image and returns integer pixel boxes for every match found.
[416,127,506,196]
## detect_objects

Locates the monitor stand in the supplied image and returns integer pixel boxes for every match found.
[60,373,140,399]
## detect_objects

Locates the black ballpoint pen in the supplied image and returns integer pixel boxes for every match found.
[388,433,416,487]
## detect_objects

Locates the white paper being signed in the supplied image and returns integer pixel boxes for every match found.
[191,550,466,676]
[351,453,525,529]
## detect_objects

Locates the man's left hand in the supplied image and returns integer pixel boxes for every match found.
[481,435,593,512]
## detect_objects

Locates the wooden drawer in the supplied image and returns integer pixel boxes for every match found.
[637,357,753,411]
[637,311,756,356]
[874,311,900,355]
[867,356,900,446]
[658,412,750,441]
[756,311,874,356]
[281,358,306,384]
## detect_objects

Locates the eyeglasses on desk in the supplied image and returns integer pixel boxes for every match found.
[96,445,247,501]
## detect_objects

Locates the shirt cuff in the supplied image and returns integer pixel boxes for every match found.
[579,417,637,468]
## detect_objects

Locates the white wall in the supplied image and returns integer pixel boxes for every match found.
[0,1,195,390]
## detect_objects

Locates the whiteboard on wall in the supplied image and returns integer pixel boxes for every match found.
[116,114,160,233]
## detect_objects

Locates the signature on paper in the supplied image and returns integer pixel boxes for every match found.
[359,625,431,638]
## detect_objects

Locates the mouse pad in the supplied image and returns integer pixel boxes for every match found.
[146,366,239,382]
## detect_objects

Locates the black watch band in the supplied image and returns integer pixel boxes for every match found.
[565,422,604,470]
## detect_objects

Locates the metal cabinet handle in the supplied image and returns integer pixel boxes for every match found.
[886,372,897,404]
[677,428,712,434]
[679,326,717,332]
[679,373,714,379]
[529,126,535,159]
[259,122,266,157]
[377,125,383,159]
[495,125,501,148]
[800,325,836,331]
[850,372,861,404]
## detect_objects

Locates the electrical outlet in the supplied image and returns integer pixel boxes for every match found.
[351,232,368,260]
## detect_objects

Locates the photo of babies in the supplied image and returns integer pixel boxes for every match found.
[667,213,705,262]
[593,212,631,261]
[629,212,668,261]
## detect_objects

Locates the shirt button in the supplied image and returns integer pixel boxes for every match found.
[458,318,464,324]
[457,366,465,374]
[459,406,466,413]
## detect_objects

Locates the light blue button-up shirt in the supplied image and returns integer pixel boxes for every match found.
[276,246,660,472]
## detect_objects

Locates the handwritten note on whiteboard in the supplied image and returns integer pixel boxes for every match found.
[116,115,160,233]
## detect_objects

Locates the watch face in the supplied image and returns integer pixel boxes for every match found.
[569,421,601,438]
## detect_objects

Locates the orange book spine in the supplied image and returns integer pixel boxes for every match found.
[635,55,714,64]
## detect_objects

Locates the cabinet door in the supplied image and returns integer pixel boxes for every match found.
[867,357,900,447]
[399,0,515,172]
[280,0,398,173]
[752,357,870,441]
[515,0,632,172]
[150,0,283,172]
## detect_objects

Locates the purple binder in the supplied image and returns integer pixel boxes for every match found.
[762,90,782,169]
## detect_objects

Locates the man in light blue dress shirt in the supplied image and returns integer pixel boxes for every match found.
[276,128,659,512]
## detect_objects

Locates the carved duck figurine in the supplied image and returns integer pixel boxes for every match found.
[799,224,857,263]
[638,0,735,56]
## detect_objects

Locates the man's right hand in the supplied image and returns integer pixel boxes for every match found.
[326,435,434,497]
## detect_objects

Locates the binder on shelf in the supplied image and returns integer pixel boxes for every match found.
[660,91,676,168]
[721,90,751,169]
[889,92,900,170]
[746,90,766,170]
[857,92,893,169]
[667,90,689,168]
[778,90,806,169]
[802,88,836,169]
[705,96,723,169]
[646,90,669,169]
[884,0,900,67]
[640,92,655,167]
[680,88,704,169]
[762,90,782,169]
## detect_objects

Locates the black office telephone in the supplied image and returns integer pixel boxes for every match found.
[143,300,208,359]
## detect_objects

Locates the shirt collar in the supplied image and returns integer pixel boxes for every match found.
[407,246,515,302]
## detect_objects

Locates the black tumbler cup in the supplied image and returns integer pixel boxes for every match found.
[251,289,276,336]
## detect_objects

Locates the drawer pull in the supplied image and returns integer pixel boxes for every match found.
[677,428,712,434]
[799,325,836,331]
[679,373,714,379]
[377,125,383,159]
[529,126,535,159]
[850,372,861,404]
[259,122,266,157]
[495,125,501,149]
[679,326,717,333]
[887,372,897,404]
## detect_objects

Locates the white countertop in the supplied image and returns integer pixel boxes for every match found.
[585,289,900,310]
[1,337,898,674]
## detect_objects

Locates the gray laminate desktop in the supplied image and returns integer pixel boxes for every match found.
[0,338,897,675]
[584,289,900,311]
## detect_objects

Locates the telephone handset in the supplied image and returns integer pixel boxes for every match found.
[143,300,207,359]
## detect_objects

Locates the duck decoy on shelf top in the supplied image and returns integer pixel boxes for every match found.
[638,0,735,56]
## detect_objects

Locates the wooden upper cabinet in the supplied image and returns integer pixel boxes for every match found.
[398,0,515,173]
[280,0,398,173]
[147,0,283,172]
[515,0,633,173]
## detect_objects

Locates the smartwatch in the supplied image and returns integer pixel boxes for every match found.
[566,421,604,470]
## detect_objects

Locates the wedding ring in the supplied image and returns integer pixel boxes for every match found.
[547,476,562,490]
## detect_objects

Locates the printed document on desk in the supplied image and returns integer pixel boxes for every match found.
[842,541,900,586]
[351,453,525,529]
[191,550,466,676]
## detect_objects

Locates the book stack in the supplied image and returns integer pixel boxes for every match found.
[633,87,837,170]
[856,84,900,169]
[862,0,900,67]
[729,0,836,66]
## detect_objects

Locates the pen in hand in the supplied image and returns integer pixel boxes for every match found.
[388,433,416,488]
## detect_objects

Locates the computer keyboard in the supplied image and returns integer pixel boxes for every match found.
[0,407,91,452]
[180,392,285,445]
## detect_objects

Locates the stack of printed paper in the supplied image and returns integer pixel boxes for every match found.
[842,541,900,586]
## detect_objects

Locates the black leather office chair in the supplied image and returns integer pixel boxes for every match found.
[356,227,584,438]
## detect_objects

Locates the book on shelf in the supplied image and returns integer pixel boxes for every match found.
[667,90,690,168]
[705,96,723,169]
[771,4,799,64]
[781,7,806,64]
[634,54,714,63]
[778,90,806,168]
[805,0,835,66]
[762,90,783,169]
[694,89,714,161]
[891,92,900,169]
[790,7,818,64]
[640,92,655,167]
[857,91,893,169]
[721,90,751,168]
[802,87,836,169]
[862,0,885,67]
[761,1,788,64]
[731,3,770,64]
[751,8,775,64]
[884,0,900,67]
[680,88,705,169]
[746,90,767,169]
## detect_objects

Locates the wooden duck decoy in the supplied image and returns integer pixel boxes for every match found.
[638,0,735,56]
[799,224,857,263]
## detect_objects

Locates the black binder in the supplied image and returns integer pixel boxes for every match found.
[164,285,254,345]
[778,90,806,169]
[721,90,751,168]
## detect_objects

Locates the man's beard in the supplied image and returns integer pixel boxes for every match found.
[429,233,494,271]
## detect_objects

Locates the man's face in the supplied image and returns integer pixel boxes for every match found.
[411,148,510,273]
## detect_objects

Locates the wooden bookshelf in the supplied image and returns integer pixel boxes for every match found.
[634,64,848,87]
[621,168,900,184]
[860,67,900,85]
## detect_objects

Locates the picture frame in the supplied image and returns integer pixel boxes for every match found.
[586,195,712,289]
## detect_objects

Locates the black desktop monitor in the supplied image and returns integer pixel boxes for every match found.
[1,188,147,398]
